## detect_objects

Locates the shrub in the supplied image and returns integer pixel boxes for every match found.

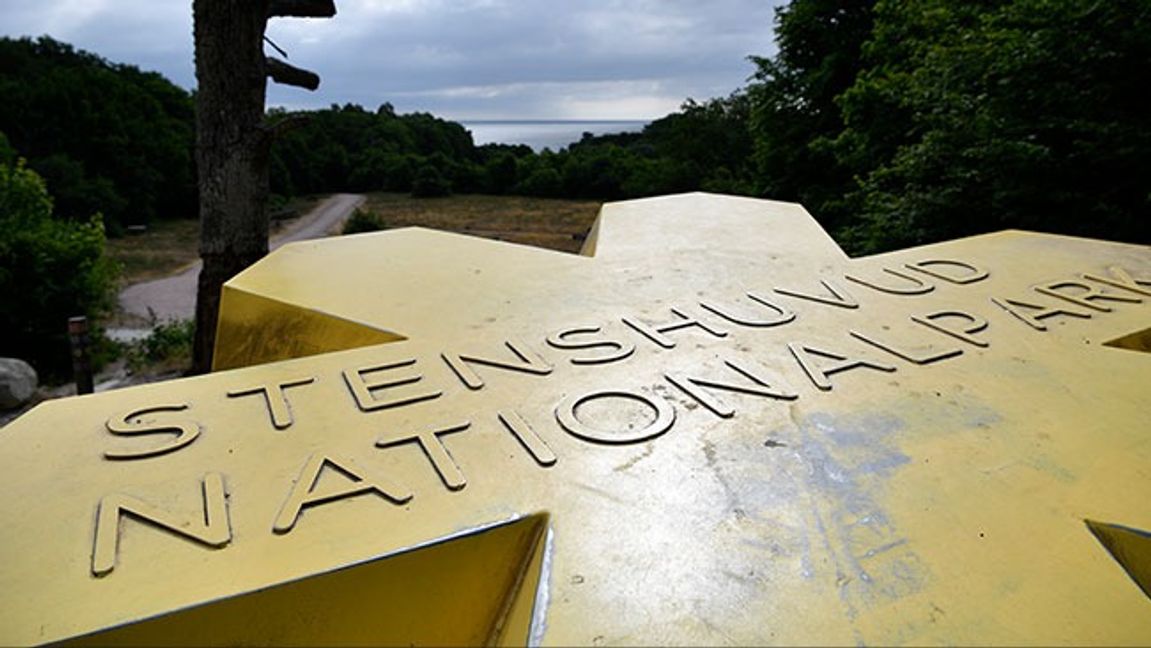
[127,319,194,373]
[341,208,388,235]
[0,144,117,379]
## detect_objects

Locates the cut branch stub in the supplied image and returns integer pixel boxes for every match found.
[263,114,313,138]
[266,57,320,91]
[268,0,336,18]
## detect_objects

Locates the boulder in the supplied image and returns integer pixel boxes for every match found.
[0,358,38,410]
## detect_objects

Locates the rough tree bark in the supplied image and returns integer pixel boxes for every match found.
[191,0,271,374]
[191,0,332,374]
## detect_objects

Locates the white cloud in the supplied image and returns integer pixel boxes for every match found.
[4,0,782,119]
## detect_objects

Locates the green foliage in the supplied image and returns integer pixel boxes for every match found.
[341,208,388,234]
[750,0,1151,253]
[127,319,194,372]
[0,145,117,378]
[0,37,196,231]
[747,0,877,228]
[839,0,1151,252]
[410,165,453,198]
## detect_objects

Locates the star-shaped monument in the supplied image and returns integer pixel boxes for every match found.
[2,193,1149,645]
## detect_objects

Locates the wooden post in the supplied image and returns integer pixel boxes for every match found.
[68,316,93,395]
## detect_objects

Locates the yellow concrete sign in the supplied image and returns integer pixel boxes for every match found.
[2,193,1150,645]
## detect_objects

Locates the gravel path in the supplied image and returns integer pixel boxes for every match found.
[118,193,365,323]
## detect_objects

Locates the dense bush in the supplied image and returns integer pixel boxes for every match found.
[127,319,194,372]
[0,134,117,378]
[341,208,388,234]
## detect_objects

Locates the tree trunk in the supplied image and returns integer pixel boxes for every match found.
[191,0,271,374]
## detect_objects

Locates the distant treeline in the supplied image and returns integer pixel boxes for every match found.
[3,0,1149,254]
[0,36,754,236]
[0,37,196,233]
[268,98,753,202]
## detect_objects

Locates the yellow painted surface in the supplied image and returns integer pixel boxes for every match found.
[2,193,1151,645]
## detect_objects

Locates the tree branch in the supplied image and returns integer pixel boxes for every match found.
[261,114,312,138]
[268,0,336,18]
[266,57,320,91]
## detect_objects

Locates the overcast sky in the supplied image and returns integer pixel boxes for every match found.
[1,0,782,120]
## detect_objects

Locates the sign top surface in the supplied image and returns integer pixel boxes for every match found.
[2,193,1150,646]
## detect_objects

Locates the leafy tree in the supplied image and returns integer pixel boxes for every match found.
[0,134,116,378]
[839,0,1151,251]
[747,0,876,228]
[0,37,196,231]
[411,165,453,198]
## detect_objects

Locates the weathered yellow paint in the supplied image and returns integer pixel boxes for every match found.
[2,193,1151,646]
[213,283,404,371]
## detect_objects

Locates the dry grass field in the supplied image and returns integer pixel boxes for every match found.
[106,194,603,287]
[104,217,201,284]
[363,193,603,254]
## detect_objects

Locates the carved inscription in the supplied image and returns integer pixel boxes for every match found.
[104,404,200,460]
[666,356,797,419]
[547,326,635,365]
[773,279,858,309]
[849,330,963,366]
[377,422,472,490]
[911,311,991,348]
[555,389,676,445]
[228,377,316,430]
[274,454,412,534]
[622,308,728,348]
[498,410,558,467]
[845,268,935,296]
[905,259,989,284]
[442,339,552,390]
[992,296,1091,331]
[92,473,230,576]
[86,261,1151,576]
[700,293,796,328]
[343,359,441,411]
[787,343,897,391]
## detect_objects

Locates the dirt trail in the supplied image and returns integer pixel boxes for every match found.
[118,194,364,323]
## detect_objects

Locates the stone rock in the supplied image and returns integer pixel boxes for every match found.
[0,358,38,410]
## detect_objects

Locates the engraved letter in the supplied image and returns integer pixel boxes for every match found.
[555,389,676,445]
[442,339,552,390]
[666,356,797,419]
[991,296,1091,331]
[849,330,963,366]
[227,377,316,430]
[498,410,558,466]
[377,422,471,490]
[274,454,412,534]
[773,279,859,309]
[546,326,635,365]
[104,404,200,460]
[700,292,796,328]
[1082,266,1151,297]
[905,259,990,284]
[344,359,441,411]
[845,268,934,296]
[911,310,990,348]
[92,473,230,576]
[622,308,727,349]
[788,342,896,391]
[1034,279,1142,312]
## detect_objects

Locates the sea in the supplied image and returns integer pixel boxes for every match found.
[460,120,648,152]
